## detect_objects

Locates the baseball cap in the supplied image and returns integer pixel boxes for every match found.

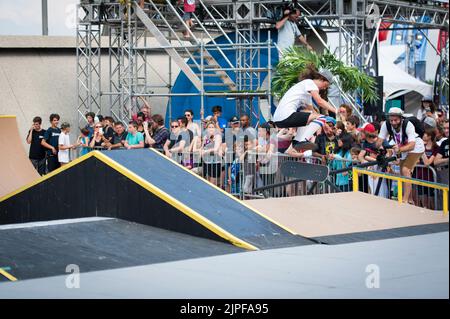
[357,122,376,134]
[319,69,334,83]
[422,95,433,102]
[230,116,239,124]
[387,107,404,117]
[423,116,437,128]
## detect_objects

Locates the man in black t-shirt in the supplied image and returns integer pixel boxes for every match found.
[41,113,62,173]
[26,116,47,175]
[107,122,128,150]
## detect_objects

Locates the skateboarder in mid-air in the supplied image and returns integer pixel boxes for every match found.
[272,66,337,152]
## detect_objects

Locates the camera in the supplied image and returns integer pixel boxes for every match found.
[283,0,299,15]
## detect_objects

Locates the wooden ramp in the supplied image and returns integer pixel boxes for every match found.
[0,115,39,198]
[246,192,449,240]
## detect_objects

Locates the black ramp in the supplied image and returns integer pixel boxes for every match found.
[0,219,244,281]
[104,149,313,249]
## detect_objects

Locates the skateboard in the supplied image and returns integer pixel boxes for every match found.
[280,161,329,182]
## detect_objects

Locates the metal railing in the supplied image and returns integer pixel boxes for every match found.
[72,145,449,213]
[353,166,449,214]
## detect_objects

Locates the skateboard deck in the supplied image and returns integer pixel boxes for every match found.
[280,161,329,182]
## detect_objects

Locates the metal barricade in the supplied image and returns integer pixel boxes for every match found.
[353,167,449,214]
[241,151,324,199]
[412,164,439,211]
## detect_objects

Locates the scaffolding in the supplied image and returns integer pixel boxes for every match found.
[76,0,449,127]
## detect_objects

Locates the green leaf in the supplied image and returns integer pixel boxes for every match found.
[272,47,379,103]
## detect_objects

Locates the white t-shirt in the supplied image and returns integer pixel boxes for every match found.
[277,20,301,54]
[58,132,71,163]
[273,79,319,122]
[379,121,425,159]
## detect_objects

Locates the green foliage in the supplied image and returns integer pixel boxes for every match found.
[272,47,379,103]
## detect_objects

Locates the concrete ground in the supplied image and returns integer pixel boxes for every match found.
[0,232,447,299]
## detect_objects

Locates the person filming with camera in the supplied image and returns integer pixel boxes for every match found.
[275,5,313,56]
[376,107,425,205]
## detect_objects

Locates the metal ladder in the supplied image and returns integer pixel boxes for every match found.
[134,0,237,91]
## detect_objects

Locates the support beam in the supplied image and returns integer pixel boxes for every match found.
[42,0,48,36]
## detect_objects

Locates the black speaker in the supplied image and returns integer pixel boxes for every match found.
[363,76,383,116]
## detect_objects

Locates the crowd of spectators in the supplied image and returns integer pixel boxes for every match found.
[26,98,449,209]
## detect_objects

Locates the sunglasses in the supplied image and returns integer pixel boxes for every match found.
[171,125,179,128]
[185,114,192,117]
[95,126,102,128]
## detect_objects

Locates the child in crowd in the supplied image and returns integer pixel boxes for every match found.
[58,122,79,166]
[78,128,91,156]
[329,133,354,192]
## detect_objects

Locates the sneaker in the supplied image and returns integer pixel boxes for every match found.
[292,140,318,152]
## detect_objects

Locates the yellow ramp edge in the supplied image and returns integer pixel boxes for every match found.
[0,151,258,251]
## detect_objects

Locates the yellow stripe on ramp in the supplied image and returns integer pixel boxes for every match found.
[0,268,17,281]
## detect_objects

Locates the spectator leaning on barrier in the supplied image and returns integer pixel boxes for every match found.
[276,127,295,154]
[124,121,144,150]
[313,118,338,163]
[377,107,425,204]
[41,113,61,173]
[239,114,257,143]
[77,128,91,155]
[434,120,449,185]
[346,115,360,141]
[338,104,352,123]
[256,122,278,196]
[200,121,223,186]
[357,123,379,163]
[26,116,47,175]
[184,109,201,151]
[107,122,128,150]
[415,128,439,209]
[90,122,105,150]
[103,116,115,143]
[164,120,186,161]
[329,133,355,192]
[145,114,169,151]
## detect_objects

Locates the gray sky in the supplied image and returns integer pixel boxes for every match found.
[0,0,78,36]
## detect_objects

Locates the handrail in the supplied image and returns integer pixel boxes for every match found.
[352,167,449,214]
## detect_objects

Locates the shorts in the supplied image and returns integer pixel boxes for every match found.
[274,112,310,129]
[183,12,193,21]
[400,153,422,172]
[204,163,221,178]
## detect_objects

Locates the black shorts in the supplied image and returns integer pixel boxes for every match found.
[205,163,221,178]
[274,111,310,129]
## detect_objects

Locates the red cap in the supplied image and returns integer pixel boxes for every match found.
[357,123,376,134]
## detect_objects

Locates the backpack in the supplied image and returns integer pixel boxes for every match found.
[386,116,424,145]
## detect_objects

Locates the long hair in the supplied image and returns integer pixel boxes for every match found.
[299,64,329,82]
[424,128,438,150]
[338,133,354,155]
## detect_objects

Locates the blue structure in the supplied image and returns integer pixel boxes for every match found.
[166,30,279,125]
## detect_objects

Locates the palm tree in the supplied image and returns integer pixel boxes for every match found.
[272,47,379,104]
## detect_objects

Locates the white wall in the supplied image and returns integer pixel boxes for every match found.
[0,44,179,150]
